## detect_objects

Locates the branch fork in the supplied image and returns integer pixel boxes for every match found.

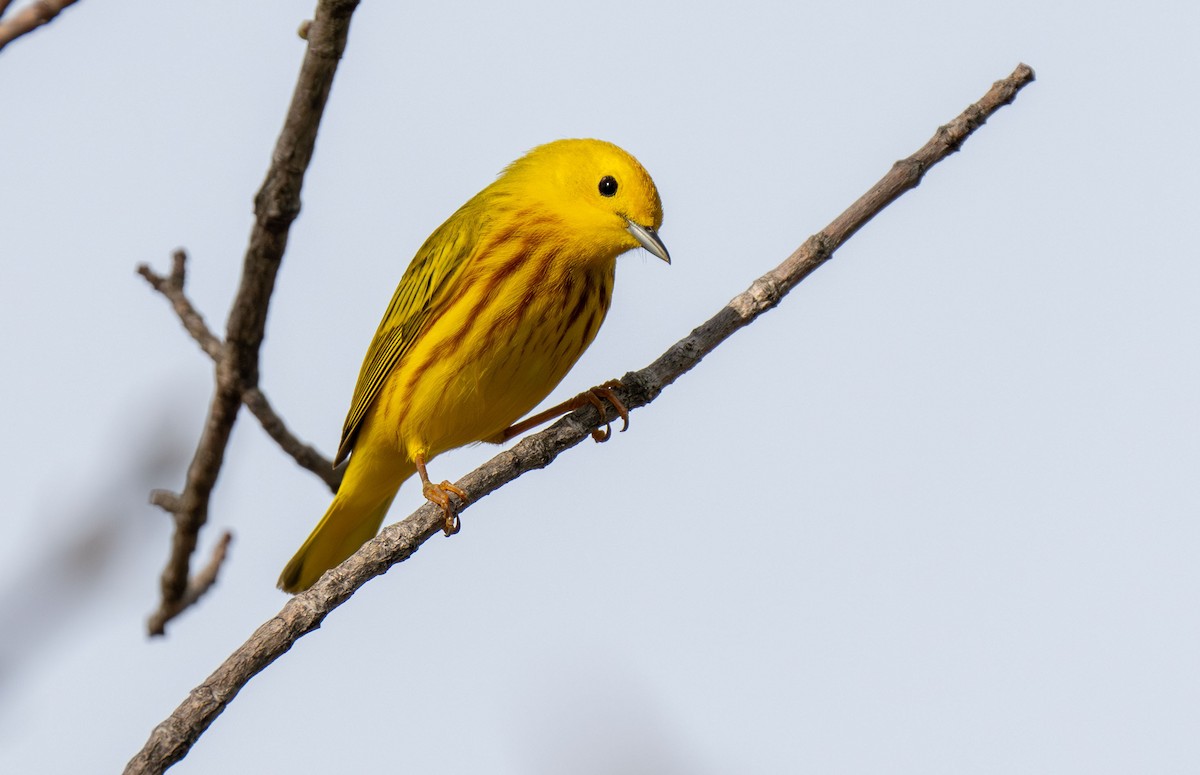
[137,0,361,637]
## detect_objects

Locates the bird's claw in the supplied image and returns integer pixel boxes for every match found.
[423,480,469,536]
[586,380,630,443]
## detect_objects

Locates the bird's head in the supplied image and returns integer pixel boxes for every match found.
[500,138,669,265]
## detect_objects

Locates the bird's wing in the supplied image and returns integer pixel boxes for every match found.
[335,204,482,464]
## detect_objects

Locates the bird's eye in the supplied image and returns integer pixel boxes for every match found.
[598,175,618,197]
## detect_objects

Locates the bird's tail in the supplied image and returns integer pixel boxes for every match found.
[277,457,415,593]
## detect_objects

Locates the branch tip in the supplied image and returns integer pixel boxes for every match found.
[149,490,180,513]
[170,249,188,284]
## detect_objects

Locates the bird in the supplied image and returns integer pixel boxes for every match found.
[278,139,669,593]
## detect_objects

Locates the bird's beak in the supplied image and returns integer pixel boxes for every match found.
[626,219,671,264]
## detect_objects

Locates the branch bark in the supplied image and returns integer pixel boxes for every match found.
[144,0,360,636]
[139,251,342,492]
[123,63,1035,775]
[0,0,80,52]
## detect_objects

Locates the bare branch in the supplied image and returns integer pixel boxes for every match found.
[138,251,222,361]
[242,387,342,491]
[145,0,361,636]
[0,0,80,52]
[123,63,1036,775]
[145,532,234,636]
[140,250,342,492]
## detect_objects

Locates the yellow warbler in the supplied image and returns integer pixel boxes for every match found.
[278,139,668,593]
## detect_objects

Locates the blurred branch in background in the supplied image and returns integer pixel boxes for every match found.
[137,0,360,637]
[0,402,190,693]
[123,63,1036,775]
[0,0,81,53]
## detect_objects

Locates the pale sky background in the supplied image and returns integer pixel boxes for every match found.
[2,1,1198,773]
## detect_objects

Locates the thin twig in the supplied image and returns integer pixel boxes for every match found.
[138,250,222,360]
[145,532,234,635]
[144,0,361,636]
[139,251,342,491]
[0,0,80,52]
[243,387,342,491]
[123,63,1035,775]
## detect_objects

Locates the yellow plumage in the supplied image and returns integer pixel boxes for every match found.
[279,139,668,592]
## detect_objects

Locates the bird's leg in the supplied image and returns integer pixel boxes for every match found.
[486,379,630,444]
[414,454,469,536]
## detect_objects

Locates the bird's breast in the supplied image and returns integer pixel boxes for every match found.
[381,251,616,460]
